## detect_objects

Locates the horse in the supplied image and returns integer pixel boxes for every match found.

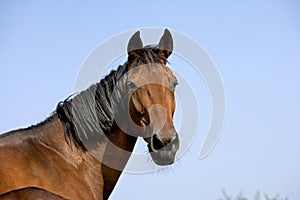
[0,29,179,200]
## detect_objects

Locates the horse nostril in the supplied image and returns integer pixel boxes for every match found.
[152,134,177,151]
[152,134,164,150]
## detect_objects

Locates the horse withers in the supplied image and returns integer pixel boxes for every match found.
[0,29,179,200]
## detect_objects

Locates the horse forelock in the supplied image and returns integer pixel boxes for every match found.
[130,45,168,66]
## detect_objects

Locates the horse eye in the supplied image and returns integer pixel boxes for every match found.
[127,81,137,89]
[173,81,178,89]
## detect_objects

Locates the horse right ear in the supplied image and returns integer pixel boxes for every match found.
[127,31,143,57]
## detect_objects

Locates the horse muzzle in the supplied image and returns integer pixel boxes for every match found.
[147,132,179,166]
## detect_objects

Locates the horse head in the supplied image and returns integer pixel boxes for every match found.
[125,29,179,166]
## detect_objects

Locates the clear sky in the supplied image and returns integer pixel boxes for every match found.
[0,1,299,199]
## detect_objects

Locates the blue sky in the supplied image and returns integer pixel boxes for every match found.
[1,1,300,199]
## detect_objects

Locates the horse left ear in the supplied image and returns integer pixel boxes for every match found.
[159,29,173,59]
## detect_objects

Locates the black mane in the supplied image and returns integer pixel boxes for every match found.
[56,63,128,150]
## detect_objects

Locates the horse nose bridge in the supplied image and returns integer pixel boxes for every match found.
[148,103,175,131]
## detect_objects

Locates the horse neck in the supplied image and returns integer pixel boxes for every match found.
[100,123,137,199]
[8,115,100,169]
[37,115,85,161]
[0,116,67,152]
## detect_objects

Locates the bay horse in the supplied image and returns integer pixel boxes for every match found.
[0,29,179,200]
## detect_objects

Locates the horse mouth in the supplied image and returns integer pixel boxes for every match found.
[147,141,179,166]
[149,150,176,166]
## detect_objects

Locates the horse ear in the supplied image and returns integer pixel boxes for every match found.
[158,29,173,59]
[127,31,143,56]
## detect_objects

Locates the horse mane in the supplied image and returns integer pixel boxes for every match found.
[56,63,128,150]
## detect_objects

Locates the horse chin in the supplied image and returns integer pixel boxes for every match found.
[149,150,176,166]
